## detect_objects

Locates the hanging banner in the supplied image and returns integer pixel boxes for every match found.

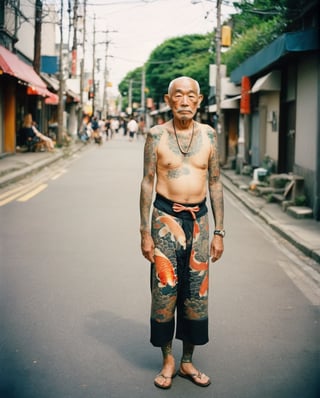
[240,76,251,114]
[221,25,232,47]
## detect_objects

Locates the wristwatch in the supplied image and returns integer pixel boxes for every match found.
[214,229,225,238]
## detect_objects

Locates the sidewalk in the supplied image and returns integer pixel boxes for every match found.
[222,168,320,267]
[0,142,85,188]
[0,144,319,268]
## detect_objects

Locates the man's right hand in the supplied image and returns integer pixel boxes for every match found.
[141,232,155,263]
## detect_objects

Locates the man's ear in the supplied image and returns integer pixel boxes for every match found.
[198,94,204,106]
[164,94,170,106]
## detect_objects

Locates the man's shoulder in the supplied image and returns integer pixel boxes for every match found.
[196,122,216,143]
[196,121,215,133]
[149,124,168,135]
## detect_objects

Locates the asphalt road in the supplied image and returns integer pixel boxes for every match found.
[1,135,319,398]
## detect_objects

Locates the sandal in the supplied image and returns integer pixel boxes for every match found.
[178,368,211,387]
[154,372,176,389]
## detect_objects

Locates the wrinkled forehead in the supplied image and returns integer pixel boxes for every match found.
[168,77,200,95]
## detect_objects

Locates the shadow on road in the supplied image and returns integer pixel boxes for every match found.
[85,310,156,371]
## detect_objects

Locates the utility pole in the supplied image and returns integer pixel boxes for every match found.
[141,66,146,119]
[101,29,117,119]
[92,15,96,117]
[102,35,109,119]
[71,0,78,77]
[57,0,64,146]
[79,0,87,116]
[33,0,42,74]
[67,0,72,64]
[215,0,221,121]
[128,79,133,115]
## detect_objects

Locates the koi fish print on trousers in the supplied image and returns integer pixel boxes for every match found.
[154,248,178,288]
[190,249,208,274]
[199,274,209,297]
[157,215,186,249]
[193,220,200,242]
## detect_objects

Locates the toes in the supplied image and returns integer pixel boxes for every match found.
[154,374,172,388]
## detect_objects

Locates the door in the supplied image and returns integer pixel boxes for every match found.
[285,101,296,172]
[251,111,260,167]
[278,100,296,173]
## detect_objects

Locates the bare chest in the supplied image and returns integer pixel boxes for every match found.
[156,130,210,171]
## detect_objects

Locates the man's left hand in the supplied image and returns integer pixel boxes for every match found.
[210,235,224,262]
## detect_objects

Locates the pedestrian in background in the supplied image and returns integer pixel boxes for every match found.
[19,113,54,152]
[78,117,90,143]
[111,118,119,136]
[127,116,138,141]
[105,118,111,140]
[139,76,224,389]
[137,116,145,140]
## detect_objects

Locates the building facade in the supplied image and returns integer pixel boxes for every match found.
[215,14,319,220]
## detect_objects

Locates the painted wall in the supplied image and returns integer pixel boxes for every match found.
[15,0,35,61]
[259,91,279,162]
[41,3,57,56]
[295,55,318,171]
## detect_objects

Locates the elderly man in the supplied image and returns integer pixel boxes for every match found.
[140,76,224,389]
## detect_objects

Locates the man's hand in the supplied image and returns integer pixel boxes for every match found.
[210,235,224,262]
[141,232,155,263]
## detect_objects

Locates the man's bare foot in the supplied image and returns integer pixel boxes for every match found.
[154,355,176,389]
[178,362,211,387]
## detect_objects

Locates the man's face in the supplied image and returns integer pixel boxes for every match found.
[165,78,203,122]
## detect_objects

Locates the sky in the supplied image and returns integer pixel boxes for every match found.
[83,0,236,94]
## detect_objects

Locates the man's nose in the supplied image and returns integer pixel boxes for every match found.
[181,95,189,105]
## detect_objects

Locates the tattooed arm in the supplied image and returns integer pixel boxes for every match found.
[140,128,161,262]
[207,126,224,262]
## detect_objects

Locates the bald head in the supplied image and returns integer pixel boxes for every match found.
[164,76,203,124]
[168,76,201,96]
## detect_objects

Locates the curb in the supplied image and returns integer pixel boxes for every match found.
[0,143,86,189]
[222,173,320,265]
[0,152,63,188]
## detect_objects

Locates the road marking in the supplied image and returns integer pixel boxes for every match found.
[0,184,30,201]
[17,184,48,202]
[0,178,51,206]
[51,169,67,180]
[0,182,43,206]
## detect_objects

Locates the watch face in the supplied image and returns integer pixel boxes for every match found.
[215,230,225,237]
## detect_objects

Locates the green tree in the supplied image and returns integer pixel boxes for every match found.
[117,0,308,112]
[231,0,287,36]
[118,34,213,112]
[223,0,310,73]
[118,67,143,111]
[232,0,310,34]
[145,34,213,107]
[222,18,285,74]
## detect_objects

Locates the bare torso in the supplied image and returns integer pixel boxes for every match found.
[154,121,213,203]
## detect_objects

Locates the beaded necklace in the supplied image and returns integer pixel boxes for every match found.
[172,121,195,156]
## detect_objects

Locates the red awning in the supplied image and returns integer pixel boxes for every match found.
[45,92,59,105]
[0,45,47,94]
[27,85,57,100]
